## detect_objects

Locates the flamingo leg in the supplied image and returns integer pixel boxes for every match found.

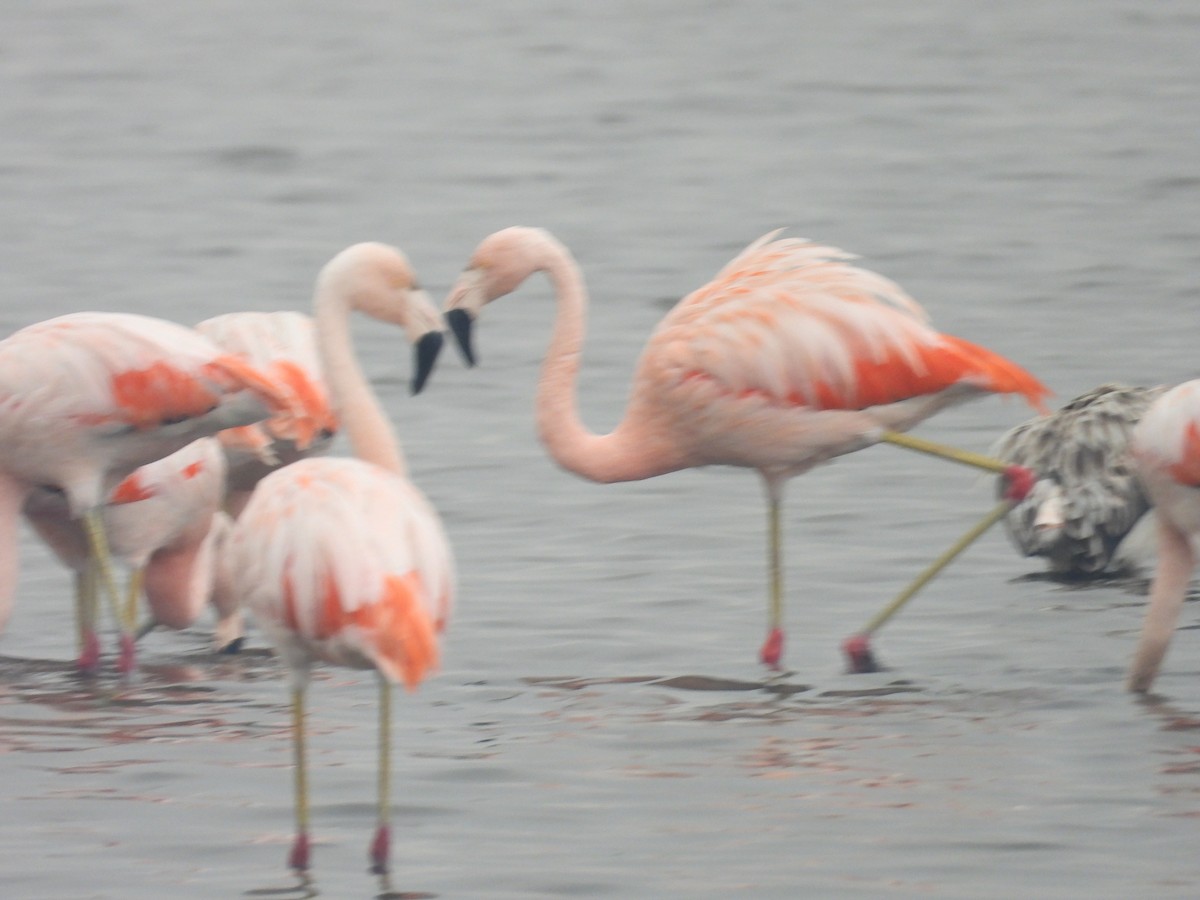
[370,677,393,875]
[759,487,785,669]
[1128,519,1195,693]
[83,509,136,672]
[123,567,144,633]
[75,568,101,674]
[289,687,311,872]
[880,430,1009,474]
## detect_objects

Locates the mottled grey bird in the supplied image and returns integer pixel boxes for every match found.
[993,383,1165,578]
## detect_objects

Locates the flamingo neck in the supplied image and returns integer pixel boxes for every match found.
[534,247,683,484]
[313,284,406,477]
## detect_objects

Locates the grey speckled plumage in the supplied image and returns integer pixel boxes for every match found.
[992,383,1166,577]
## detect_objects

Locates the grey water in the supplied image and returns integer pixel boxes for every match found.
[2,1,1199,897]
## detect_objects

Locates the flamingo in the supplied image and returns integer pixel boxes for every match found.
[441,227,1048,668]
[194,311,338,520]
[23,438,240,659]
[992,383,1164,578]
[1126,380,1200,693]
[0,311,301,672]
[227,243,452,876]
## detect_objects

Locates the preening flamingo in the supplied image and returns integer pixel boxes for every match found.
[993,383,1163,578]
[24,438,238,661]
[228,243,452,876]
[1126,380,1200,693]
[195,311,337,519]
[0,312,300,672]
[442,227,1048,668]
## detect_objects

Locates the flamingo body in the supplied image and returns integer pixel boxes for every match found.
[195,311,337,517]
[992,384,1163,578]
[0,311,298,662]
[444,228,1047,666]
[1128,381,1200,692]
[229,243,450,875]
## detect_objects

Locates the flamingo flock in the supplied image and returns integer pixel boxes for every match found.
[0,229,1188,881]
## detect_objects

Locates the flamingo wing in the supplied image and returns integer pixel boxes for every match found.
[1134,381,1200,487]
[650,236,1048,414]
[232,457,453,689]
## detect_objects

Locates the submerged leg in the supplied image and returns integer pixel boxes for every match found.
[759,477,785,669]
[289,687,311,872]
[369,677,393,875]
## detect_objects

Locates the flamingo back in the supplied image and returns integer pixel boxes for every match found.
[196,311,335,456]
[649,236,1048,415]
[231,457,453,689]
[1134,381,1200,488]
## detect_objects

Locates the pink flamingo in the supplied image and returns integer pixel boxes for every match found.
[195,311,338,520]
[1127,380,1200,693]
[23,437,240,658]
[0,311,300,672]
[442,227,1049,668]
[227,243,452,876]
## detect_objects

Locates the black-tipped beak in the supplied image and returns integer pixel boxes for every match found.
[411,331,444,395]
[444,308,477,367]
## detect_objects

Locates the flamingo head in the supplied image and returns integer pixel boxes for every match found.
[443,226,567,366]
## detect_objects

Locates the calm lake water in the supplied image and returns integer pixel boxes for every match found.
[3,2,1200,897]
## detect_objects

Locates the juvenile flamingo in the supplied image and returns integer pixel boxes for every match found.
[195,311,338,519]
[993,383,1164,579]
[442,227,1048,668]
[1127,381,1200,693]
[0,312,300,672]
[228,243,452,876]
[23,438,239,658]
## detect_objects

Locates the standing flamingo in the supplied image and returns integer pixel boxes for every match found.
[0,311,300,672]
[228,243,452,877]
[992,384,1165,578]
[195,311,338,520]
[442,227,1048,668]
[1126,381,1200,693]
[23,437,239,658]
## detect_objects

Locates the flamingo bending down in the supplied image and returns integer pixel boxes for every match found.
[992,383,1164,579]
[1127,381,1200,693]
[0,312,301,672]
[228,243,453,876]
[442,227,1048,668]
[195,311,338,520]
[24,437,237,664]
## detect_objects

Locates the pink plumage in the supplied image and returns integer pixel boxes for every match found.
[443,227,1047,668]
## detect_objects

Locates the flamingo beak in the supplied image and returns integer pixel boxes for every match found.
[411,331,444,395]
[444,308,477,367]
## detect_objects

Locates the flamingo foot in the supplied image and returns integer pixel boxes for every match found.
[288,830,311,872]
[368,823,391,875]
[759,627,784,669]
[842,634,882,674]
[116,633,136,675]
[1003,465,1036,503]
[77,631,102,675]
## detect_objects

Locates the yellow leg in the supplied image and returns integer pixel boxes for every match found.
[82,510,129,631]
[860,500,1012,636]
[289,687,311,872]
[768,496,782,633]
[880,431,1010,474]
[370,677,393,874]
[124,567,144,633]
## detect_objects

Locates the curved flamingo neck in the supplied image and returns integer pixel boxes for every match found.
[533,244,682,484]
[313,283,406,478]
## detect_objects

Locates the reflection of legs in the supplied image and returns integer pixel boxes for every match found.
[82,509,136,672]
[289,688,311,872]
[370,677,393,875]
